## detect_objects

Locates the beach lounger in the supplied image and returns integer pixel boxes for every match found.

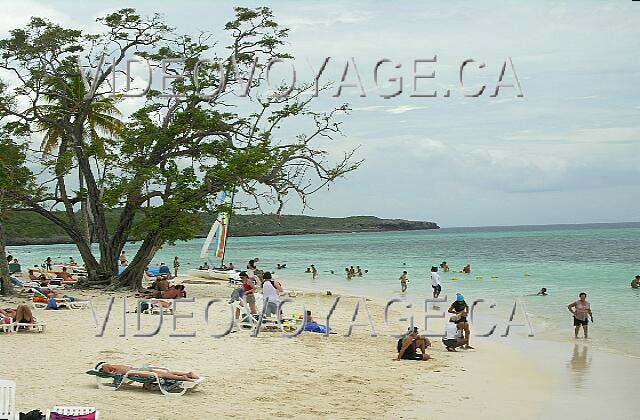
[14,320,46,333]
[46,406,99,419]
[142,301,173,315]
[0,379,16,420]
[0,316,15,334]
[31,288,89,310]
[86,366,205,396]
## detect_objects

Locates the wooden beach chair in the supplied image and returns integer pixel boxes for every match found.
[46,406,99,419]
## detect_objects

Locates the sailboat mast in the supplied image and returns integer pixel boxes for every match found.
[220,191,235,268]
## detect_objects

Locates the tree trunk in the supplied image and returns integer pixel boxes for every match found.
[79,167,91,244]
[111,231,163,290]
[0,217,14,296]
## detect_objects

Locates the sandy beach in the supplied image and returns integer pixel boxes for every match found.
[1,276,555,419]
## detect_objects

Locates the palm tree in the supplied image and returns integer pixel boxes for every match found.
[37,74,124,243]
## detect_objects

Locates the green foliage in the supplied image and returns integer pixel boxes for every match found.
[0,7,360,286]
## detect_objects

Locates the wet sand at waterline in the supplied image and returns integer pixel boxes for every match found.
[0,276,634,419]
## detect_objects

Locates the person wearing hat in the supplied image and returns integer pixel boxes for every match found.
[448,293,474,349]
[240,271,257,314]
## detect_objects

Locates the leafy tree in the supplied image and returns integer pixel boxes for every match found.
[0,7,359,290]
[36,73,124,243]
[0,126,38,295]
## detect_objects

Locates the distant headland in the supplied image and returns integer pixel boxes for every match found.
[5,212,439,246]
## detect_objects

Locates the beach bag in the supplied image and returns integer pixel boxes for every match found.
[19,410,45,420]
[139,302,150,312]
[47,298,58,310]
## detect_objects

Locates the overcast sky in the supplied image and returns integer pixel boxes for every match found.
[2,1,639,227]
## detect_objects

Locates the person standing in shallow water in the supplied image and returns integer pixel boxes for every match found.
[311,264,317,280]
[399,271,408,292]
[430,266,442,298]
[568,292,593,339]
[173,256,180,277]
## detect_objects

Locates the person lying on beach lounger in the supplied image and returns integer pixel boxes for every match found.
[396,327,432,361]
[95,362,199,381]
[0,303,37,323]
[60,267,75,283]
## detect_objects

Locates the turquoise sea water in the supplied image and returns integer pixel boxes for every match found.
[7,222,640,356]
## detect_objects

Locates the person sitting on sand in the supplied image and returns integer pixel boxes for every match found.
[568,292,593,339]
[150,277,170,292]
[28,269,38,281]
[537,287,548,296]
[448,293,474,349]
[631,275,640,289]
[462,264,471,274]
[140,284,186,300]
[0,304,37,324]
[396,327,432,361]
[95,362,199,381]
[443,316,468,351]
[399,271,408,292]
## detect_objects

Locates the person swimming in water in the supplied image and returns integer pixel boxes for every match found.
[631,275,640,289]
[537,287,548,296]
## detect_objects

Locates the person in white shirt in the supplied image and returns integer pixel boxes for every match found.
[430,266,442,298]
[261,272,282,316]
[442,316,467,351]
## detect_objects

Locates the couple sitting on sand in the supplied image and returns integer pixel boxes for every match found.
[138,284,186,300]
[396,327,432,361]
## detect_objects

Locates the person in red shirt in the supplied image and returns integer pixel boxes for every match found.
[240,271,257,314]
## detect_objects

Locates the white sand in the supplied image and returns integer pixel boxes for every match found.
[1,278,552,419]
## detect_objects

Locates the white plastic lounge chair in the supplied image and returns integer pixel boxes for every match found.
[88,366,204,397]
[0,316,15,334]
[141,300,173,315]
[0,379,16,420]
[14,320,46,333]
[46,406,99,419]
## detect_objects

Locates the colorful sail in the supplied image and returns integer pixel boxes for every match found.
[200,191,233,260]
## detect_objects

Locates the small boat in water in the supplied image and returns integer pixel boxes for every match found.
[192,191,241,283]
[187,268,239,282]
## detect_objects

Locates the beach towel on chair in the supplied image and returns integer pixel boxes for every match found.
[49,413,96,420]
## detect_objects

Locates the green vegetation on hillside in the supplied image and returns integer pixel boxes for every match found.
[5,210,438,245]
